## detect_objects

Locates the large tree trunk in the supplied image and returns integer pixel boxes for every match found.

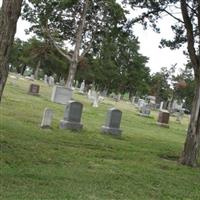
[0,0,23,102]
[66,61,78,88]
[65,0,89,88]
[180,76,200,167]
[179,0,200,167]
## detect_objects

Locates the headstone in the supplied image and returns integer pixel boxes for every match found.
[101,108,122,136]
[49,76,55,86]
[44,74,48,84]
[60,101,83,131]
[93,95,99,107]
[92,91,99,107]
[41,108,53,128]
[79,80,85,93]
[28,84,40,95]
[157,109,170,128]
[137,99,145,109]
[172,100,183,111]
[30,74,35,80]
[51,86,73,104]
[59,79,65,86]
[117,94,121,102]
[139,104,151,117]
[87,89,92,100]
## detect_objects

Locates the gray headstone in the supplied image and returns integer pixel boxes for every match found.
[60,101,83,131]
[41,108,53,128]
[51,86,73,104]
[101,108,122,136]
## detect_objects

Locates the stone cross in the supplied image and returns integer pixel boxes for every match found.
[60,101,83,131]
[41,108,53,128]
[101,108,122,136]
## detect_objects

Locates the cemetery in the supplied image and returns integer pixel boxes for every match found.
[0,0,200,199]
[0,76,199,200]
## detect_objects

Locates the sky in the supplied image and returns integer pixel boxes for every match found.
[1,0,188,74]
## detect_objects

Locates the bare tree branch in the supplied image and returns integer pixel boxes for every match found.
[42,26,73,62]
[162,9,184,23]
[80,34,94,59]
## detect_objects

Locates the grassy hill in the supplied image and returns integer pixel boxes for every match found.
[0,75,199,200]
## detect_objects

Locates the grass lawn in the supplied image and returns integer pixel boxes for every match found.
[0,75,199,200]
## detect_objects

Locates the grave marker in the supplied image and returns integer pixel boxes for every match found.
[28,84,40,95]
[157,109,170,128]
[41,108,53,128]
[101,108,122,136]
[51,86,73,104]
[60,101,83,131]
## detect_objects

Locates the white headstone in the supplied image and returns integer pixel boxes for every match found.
[79,80,85,93]
[41,108,53,128]
[44,74,48,84]
[49,76,55,86]
[51,86,73,104]
[87,89,92,100]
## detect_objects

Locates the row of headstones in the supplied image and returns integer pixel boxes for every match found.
[29,83,170,128]
[28,83,103,109]
[44,75,55,86]
[41,101,122,136]
[133,97,185,124]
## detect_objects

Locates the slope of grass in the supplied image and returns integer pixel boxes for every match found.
[0,76,199,200]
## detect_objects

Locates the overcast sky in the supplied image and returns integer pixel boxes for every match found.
[1,0,188,74]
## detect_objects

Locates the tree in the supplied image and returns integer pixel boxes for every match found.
[23,0,128,88]
[79,27,150,96]
[0,0,23,102]
[149,68,172,104]
[127,0,200,167]
[9,37,69,80]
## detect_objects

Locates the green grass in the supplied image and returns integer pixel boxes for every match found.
[0,75,199,200]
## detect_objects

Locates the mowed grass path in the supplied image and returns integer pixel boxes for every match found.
[0,76,199,200]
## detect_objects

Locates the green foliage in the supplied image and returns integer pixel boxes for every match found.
[9,37,69,79]
[76,31,150,96]
[149,67,173,103]
[173,65,195,111]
